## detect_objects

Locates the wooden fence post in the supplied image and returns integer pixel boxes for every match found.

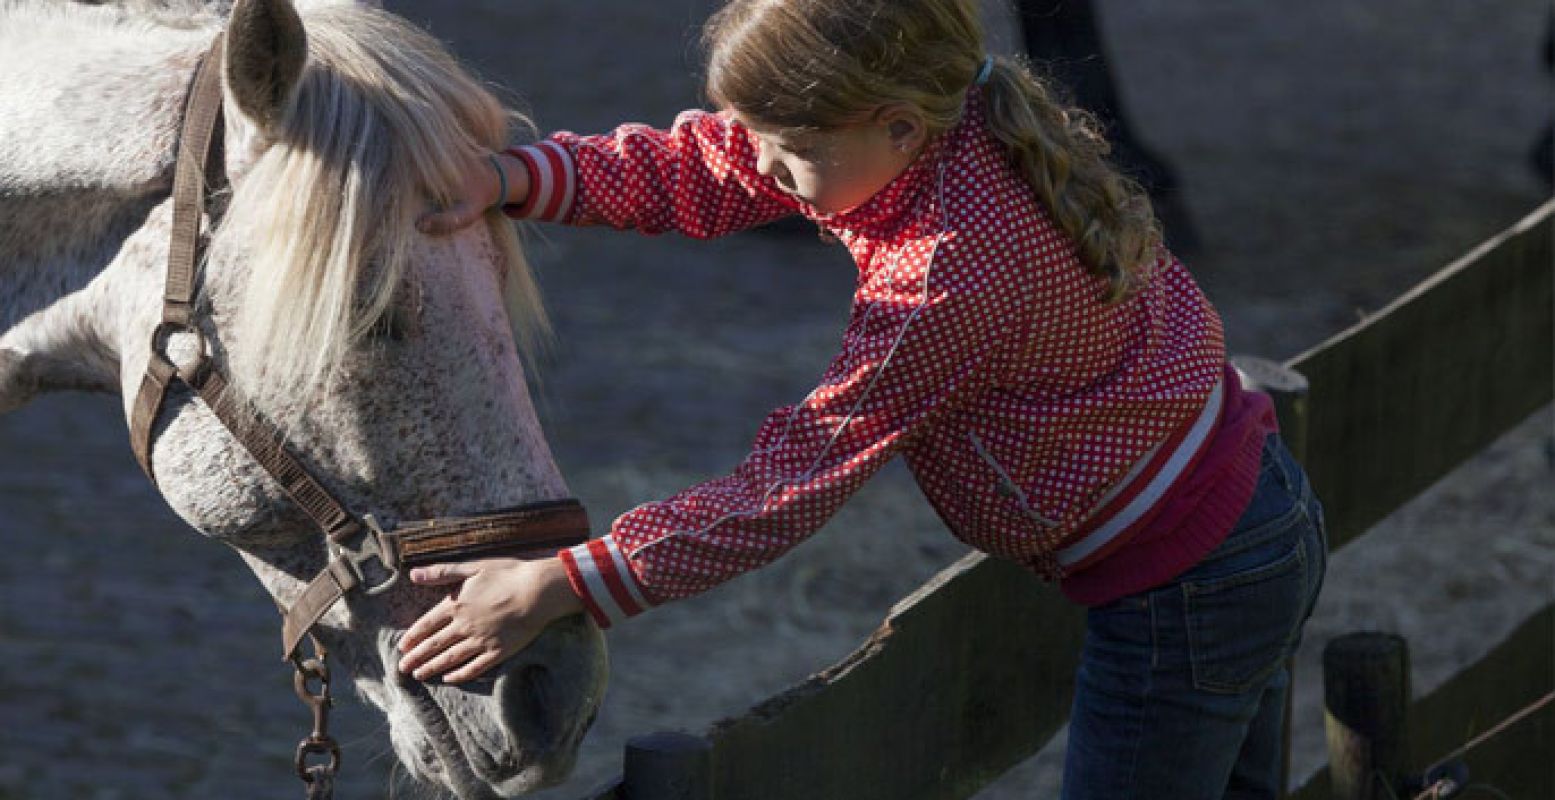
[1323,632,1411,800]
[1230,355,1310,461]
[622,732,714,800]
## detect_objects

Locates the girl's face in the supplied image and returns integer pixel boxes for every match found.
[737,108,924,215]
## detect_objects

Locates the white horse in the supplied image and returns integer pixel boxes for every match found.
[0,0,606,797]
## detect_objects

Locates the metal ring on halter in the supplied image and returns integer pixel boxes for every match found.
[337,513,403,596]
[291,657,331,705]
[295,737,342,782]
[149,319,211,380]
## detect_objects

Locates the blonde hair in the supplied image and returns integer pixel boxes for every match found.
[211,4,547,407]
[704,0,1160,301]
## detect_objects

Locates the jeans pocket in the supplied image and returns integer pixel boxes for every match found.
[1182,534,1308,694]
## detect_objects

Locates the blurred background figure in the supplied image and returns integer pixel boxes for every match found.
[1015,0,1201,255]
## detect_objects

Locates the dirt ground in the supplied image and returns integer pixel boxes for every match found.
[0,1,1551,798]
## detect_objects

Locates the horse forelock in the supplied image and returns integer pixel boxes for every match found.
[208,4,548,412]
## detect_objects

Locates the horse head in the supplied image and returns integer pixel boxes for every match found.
[0,0,606,796]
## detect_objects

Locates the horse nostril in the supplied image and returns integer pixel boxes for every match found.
[497,663,555,750]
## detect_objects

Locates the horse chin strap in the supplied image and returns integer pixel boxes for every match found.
[133,34,592,798]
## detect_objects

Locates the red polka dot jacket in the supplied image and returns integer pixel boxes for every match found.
[506,90,1277,627]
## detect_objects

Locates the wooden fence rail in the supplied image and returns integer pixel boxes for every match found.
[1291,200,1553,550]
[583,200,1554,800]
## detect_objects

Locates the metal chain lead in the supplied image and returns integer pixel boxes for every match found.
[292,638,341,799]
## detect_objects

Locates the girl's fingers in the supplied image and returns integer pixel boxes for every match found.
[442,649,506,685]
[410,562,478,587]
[417,202,482,237]
[398,597,455,656]
[411,638,485,682]
[399,621,464,676]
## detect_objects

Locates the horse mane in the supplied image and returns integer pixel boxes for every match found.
[210,3,548,407]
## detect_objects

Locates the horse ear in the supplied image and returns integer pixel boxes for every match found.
[223,0,307,133]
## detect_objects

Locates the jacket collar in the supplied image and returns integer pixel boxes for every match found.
[808,88,984,239]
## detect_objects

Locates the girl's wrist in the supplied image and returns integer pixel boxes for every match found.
[492,151,531,208]
[539,556,584,619]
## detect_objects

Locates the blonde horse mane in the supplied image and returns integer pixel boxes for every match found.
[211,3,548,407]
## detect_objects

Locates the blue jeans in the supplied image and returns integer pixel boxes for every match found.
[1062,433,1327,800]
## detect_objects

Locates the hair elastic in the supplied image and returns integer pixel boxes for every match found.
[974,55,995,86]
[488,153,509,210]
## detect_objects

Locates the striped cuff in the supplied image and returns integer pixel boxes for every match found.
[504,141,577,223]
[557,537,653,629]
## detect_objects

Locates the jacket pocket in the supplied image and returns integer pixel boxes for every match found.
[968,430,1057,528]
[1182,532,1308,694]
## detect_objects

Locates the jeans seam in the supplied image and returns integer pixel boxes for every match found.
[1148,592,1160,670]
[1269,432,1297,492]
[1184,528,1305,596]
[1124,614,1152,798]
[1208,477,1312,562]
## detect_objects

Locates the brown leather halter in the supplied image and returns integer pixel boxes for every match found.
[129,35,591,796]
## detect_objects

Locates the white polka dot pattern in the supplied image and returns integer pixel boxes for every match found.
[546,93,1227,628]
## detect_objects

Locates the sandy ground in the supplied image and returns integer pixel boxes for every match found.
[0,1,1551,798]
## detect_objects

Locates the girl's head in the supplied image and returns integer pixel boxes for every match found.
[704,0,1161,301]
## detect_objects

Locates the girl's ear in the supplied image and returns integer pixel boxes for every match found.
[877,104,928,154]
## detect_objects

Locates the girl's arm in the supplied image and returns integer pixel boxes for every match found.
[507,110,800,236]
[419,111,800,238]
[562,230,1032,627]
[397,209,1032,683]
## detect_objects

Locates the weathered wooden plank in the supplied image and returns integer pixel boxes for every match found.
[1290,201,1554,550]
[702,552,1083,800]
[1291,603,1555,800]
[1400,603,1554,800]
[622,732,713,799]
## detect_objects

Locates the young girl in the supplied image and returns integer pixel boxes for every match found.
[400,1,1326,797]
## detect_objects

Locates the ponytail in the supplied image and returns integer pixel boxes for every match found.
[980,57,1161,303]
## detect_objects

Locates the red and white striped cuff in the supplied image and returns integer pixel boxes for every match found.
[558,536,653,629]
[504,141,577,223]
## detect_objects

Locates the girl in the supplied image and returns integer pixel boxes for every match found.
[400,1,1326,797]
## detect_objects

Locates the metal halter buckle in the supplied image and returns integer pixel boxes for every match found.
[149,319,210,380]
[337,513,402,596]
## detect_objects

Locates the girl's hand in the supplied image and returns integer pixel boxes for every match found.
[417,151,531,237]
[396,555,582,684]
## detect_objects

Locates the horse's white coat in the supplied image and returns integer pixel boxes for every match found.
[0,2,606,797]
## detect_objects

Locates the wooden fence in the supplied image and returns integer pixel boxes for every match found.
[581,200,1554,800]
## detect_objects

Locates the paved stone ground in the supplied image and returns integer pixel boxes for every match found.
[1,1,1551,798]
